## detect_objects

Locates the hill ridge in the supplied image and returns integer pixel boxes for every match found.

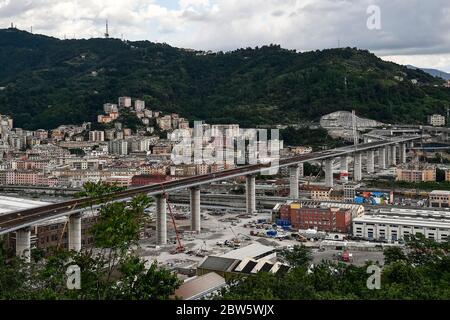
[0,29,449,130]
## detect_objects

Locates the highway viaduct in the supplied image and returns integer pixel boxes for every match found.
[0,136,419,262]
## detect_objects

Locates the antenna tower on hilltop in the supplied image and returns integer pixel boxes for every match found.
[105,20,110,39]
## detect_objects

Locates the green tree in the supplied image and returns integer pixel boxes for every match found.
[383,247,407,265]
[75,181,126,199]
[0,194,180,300]
[279,245,312,268]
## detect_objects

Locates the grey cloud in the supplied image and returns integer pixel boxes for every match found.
[1,0,450,65]
[271,10,284,17]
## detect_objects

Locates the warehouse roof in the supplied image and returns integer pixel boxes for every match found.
[354,215,450,229]
[198,256,240,272]
[173,272,226,300]
[430,190,450,195]
[220,243,276,260]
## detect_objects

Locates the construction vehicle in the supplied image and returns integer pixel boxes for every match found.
[340,250,353,263]
[237,233,251,241]
[224,239,241,248]
[195,241,208,257]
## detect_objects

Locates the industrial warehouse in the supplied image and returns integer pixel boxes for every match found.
[353,208,450,242]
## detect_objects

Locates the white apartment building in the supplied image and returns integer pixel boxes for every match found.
[129,138,151,152]
[103,103,118,114]
[89,130,105,142]
[157,116,172,131]
[34,129,48,140]
[108,140,128,156]
[135,100,145,112]
[118,97,132,108]
[428,114,446,127]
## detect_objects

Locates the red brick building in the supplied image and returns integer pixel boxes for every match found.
[279,202,352,233]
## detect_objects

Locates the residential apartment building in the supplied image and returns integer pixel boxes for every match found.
[108,140,128,156]
[89,130,105,142]
[5,170,57,187]
[118,96,132,108]
[343,183,361,202]
[445,170,450,182]
[301,185,333,201]
[98,114,113,124]
[34,129,48,140]
[105,175,133,187]
[134,100,145,112]
[428,114,446,126]
[157,115,172,131]
[103,103,118,114]
[396,163,436,182]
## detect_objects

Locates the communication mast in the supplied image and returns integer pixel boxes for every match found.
[105,20,110,39]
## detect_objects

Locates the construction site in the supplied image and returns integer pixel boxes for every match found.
[137,196,387,282]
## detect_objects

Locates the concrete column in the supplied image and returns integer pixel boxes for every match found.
[391,145,397,166]
[340,156,348,172]
[298,163,304,178]
[353,153,362,182]
[156,195,167,245]
[289,165,300,199]
[246,175,256,215]
[378,148,386,170]
[190,187,201,233]
[400,143,407,164]
[367,150,375,174]
[16,228,31,263]
[68,213,82,252]
[324,159,334,187]
[386,146,391,167]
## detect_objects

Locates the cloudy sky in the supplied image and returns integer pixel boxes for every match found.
[1,0,450,72]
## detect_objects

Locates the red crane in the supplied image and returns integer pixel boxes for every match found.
[160,186,185,254]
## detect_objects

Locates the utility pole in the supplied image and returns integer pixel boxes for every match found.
[446,106,449,128]
[352,110,358,148]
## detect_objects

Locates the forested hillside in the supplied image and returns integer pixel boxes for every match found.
[0,28,449,130]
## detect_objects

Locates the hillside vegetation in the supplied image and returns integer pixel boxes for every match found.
[0,28,449,130]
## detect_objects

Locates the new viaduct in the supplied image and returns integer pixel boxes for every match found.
[0,137,419,261]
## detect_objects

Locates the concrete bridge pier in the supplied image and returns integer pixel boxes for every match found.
[386,146,391,167]
[378,147,386,170]
[289,165,300,199]
[298,163,304,178]
[68,213,82,252]
[353,153,362,182]
[391,145,397,166]
[324,159,334,188]
[156,195,167,245]
[367,150,375,173]
[400,143,407,164]
[190,187,201,233]
[246,175,256,215]
[16,228,31,262]
[340,156,348,172]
